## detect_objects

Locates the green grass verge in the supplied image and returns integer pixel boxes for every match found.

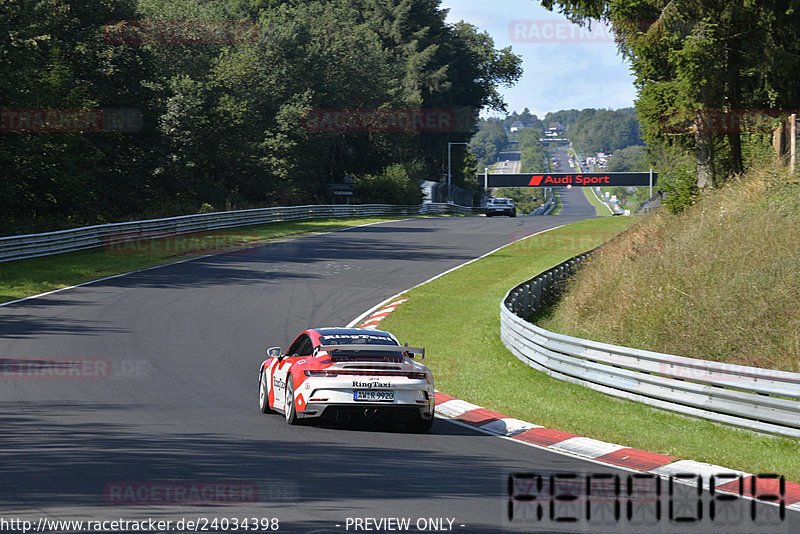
[583,187,613,216]
[0,216,413,304]
[376,217,800,482]
[548,189,562,215]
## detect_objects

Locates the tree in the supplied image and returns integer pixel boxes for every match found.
[540,0,800,189]
[567,108,643,153]
[607,145,647,172]
[470,119,507,169]
[354,164,424,205]
[518,128,547,172]
[1,0,524,233]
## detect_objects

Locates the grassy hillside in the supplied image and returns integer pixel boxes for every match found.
[539,164,800,372]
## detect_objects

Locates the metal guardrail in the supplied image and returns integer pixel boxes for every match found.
[500,249,800,438]
[0,203,478,263]
[636,191,664,214]
[529,199,555,215]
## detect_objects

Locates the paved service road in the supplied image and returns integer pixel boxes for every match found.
[0,216,794,533]
[496,151,521,174]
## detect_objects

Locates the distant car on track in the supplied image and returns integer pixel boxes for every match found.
[485,197,517,217]
[258,327,435,431]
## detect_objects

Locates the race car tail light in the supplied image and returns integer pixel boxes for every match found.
[405,372,428,379]
[304,369,428,379]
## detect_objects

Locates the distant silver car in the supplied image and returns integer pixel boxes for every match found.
[485,198,517,217]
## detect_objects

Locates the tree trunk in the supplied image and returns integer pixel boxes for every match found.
[773,120,788,165]
[725,16,743,175]
[695,114,715,189]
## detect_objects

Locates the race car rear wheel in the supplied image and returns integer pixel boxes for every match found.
[285,375,298,425]
[259,369,273,414]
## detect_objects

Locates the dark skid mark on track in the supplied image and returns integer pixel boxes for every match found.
[0,314,128,339]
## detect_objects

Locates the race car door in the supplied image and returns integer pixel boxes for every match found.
[272,333,313,411]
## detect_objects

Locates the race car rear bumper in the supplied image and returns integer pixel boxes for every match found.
[305,404,433,423]
[486,209,515,216]
[294,375,434,422]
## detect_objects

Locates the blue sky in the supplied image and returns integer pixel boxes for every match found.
[440,0,637,118]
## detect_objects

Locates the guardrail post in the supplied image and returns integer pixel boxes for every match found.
[523,283,531,317]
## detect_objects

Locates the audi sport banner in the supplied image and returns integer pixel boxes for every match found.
[485,172,657,188]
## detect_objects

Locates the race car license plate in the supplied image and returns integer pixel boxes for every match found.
[354,390,394,402]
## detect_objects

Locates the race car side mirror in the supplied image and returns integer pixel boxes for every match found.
[267,346,282,359]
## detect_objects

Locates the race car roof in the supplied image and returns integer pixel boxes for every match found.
[313,327,398,345]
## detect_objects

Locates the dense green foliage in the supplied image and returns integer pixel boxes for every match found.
[566,108,643,153]
[470,108,545,171]
[1,0,521,235]
[469,119,507,170]
[542,109,584,130]
[354,164,425,205]
[517,127,547,172]
[540,0,800,195]
[606,145,646,172]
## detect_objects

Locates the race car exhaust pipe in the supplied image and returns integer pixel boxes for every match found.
[363,408,383,418]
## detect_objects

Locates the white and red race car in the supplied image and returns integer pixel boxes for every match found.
[258,327,435,431]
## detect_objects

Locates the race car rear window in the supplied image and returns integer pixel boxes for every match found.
[319,333,398,346]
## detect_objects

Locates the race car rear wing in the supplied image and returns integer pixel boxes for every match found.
[316,344,425,359]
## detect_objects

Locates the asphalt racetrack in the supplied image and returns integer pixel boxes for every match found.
[1,201,796,533]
